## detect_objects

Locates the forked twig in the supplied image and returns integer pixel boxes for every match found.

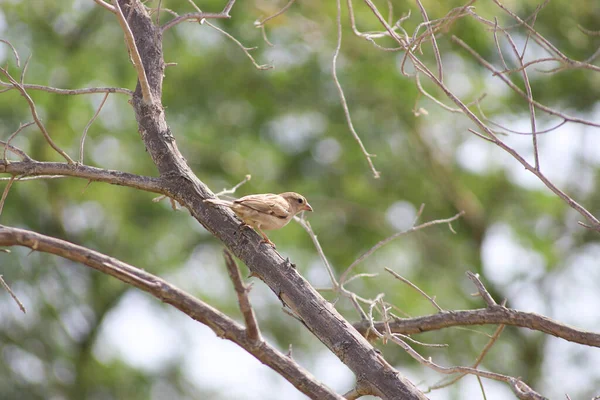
[254,0,297,47]
[214,174,252,197]
[0,68,73,163]
[429,324,505,390]
[3,122,35,161]
[161,0,236,32]
[182,0,272,70]
[339,211,464,285]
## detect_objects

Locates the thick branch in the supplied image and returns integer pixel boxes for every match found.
[0,225,344,400]
[120,1,425,398]
[354,306,600,348]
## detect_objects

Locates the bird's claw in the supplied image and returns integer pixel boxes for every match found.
[260,238,276,249]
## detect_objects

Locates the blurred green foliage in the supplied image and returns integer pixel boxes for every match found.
[0,0,599,399]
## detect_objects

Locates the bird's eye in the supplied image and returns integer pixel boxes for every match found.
[297,198,304,204]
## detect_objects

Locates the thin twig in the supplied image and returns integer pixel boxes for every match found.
[180,0,271,69]
[0,82,132,96]
[0,175,15,217]
[79,93,110,163]
[0,39,20,66]
[214,174,251,197]
[19,54,31,85]
[161,0,236,32]
[343,272,378,286]
[385,268,444,312]
[332,0,380,178]
[0,68,74,163]
[255,0,296,27]
[206,21,273,70]
[451,37,600,128]
[161,11,232,31]
[156,0,162,25]
[254,0,297,46]
[0,175,66,181]
[294,216,339,288]
[339,211,464,285]
[500,27,539,170]
[379,297,446,348]
[3,122,35,161]
[415,0,442,82]
[0,275,26,313]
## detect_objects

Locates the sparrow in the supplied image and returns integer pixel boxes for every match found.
[204,192,313,248]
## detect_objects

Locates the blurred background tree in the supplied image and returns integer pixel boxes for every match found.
[0,0,599,399]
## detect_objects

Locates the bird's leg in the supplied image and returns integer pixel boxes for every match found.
[257,227,276,249]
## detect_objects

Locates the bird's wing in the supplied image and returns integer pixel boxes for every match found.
[235,194,290,219]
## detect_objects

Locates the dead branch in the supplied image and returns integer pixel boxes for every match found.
[0,274,26,313]
[333,0,380,178]
[0,67,74,163]
[354,304,600,348]
[0,82,133,96]
[223,249,261,341]
[115,2,427,398]
[0,224,344,400]
[161,0,236,32]
[0,160,165,194]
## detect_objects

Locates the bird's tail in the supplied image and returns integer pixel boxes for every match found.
[204,197,234,208]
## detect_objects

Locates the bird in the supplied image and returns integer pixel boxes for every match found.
[204,192,312,248]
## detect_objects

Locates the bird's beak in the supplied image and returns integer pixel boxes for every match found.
[303,202,313,212]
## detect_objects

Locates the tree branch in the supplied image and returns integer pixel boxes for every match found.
[0,82,133,96]
[120,1,425,397]
[223,249,261,342]
[0,225,345,400]
[0,67,74,163]
[354,306,600,348]
[0,160,165,194]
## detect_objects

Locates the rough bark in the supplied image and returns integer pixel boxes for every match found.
[118,0,427,398]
